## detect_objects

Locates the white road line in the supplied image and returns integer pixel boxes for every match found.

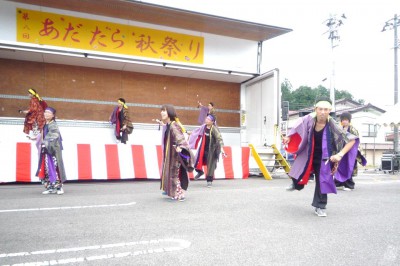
[0,202,136,213]
[0,238,191,266]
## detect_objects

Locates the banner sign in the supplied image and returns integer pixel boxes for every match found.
[16,8,204,64]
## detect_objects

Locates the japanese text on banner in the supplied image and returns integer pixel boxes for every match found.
[16,8,204,64]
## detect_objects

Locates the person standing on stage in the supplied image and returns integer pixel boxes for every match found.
[283,97,359,217]
[189,114,226,187]
[160,104,194,201]
[19,88,46,136]
[36,107,67,195]
[197,101,217,125]
[109,98,133,144]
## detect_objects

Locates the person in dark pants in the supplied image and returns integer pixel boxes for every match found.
[335,112,367,191]
[283,97,359,217]
[109,98,133,144]
[189,115,226,187]
[36,107,67,195]
[311,154,327,209]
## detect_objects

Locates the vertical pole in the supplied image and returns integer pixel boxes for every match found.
[393,14,399,153]
[330,37,336,113]
[326,13,344,116]
[373,125,376,168]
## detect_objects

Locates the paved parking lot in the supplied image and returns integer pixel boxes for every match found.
[0,172,399,265]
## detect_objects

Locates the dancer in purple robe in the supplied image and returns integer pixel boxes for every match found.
[109,98,133,144]
[283,97,359,217]
[189,114,226,187]
[197,101,216,125]
[36,107,67,195]
[335,112,367,190]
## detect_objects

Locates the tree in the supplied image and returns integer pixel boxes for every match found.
[281,80,365,111]
[281,78,293,103]
[335,89,353,101]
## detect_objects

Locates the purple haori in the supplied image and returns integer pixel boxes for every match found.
[287,114,359,194]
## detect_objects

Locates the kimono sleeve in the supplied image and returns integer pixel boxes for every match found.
[43,123,61,155]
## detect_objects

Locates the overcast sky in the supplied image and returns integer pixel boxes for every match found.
[143,0,399,109]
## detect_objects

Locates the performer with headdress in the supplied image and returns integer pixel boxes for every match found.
[19,88,46,136]
[160,104,194,201]
[109,98,133,144]
[36,107,67,195]
[197,101,217,125]
[283,96,359,217]
[335,112,367,190]
[189,114,226,187]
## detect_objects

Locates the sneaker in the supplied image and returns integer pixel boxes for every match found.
[42,188,55,195]
[286,183,295,191]
[207,181,212,188]
[178,197,186,202]
[336,186,344,190]
[343,187,352,191]
[161,191,168,195]
[194,172,203,180]
[314,208,327,217]
[57,188,64,195]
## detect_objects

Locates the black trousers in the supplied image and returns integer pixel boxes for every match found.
[116,129,128,144]
[335,176,355,189]
[292,161,327,209]
[312,165,327,209]
[194,169,213,182]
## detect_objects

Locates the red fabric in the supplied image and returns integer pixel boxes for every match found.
[115,108,121,136]
[37,159,45,179]
[188,170,194,180]
[105,144,120,179]
[23,98,45,134]
[285,133,302,154]
[223,146,234,179]
[156,145,163,178]
[241,147,250,179]
[195,133,207,170]
[16,143,31,182]
[40,100,48,110]
[298,134,315,185]
[132,145,147,179]
[77,144,92,180]
[194,135,201,149]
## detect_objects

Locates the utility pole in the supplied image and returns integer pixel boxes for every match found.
[324,13,346,115]
[382,14,399,153]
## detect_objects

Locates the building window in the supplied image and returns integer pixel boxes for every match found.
[362,123,377,137]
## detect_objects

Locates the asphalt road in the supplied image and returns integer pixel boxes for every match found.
[0,172,399,266]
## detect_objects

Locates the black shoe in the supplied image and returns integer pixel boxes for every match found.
[194,172,203,180]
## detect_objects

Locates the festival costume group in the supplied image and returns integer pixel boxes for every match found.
[21,90,225,200]
[159,103,225,201]
[22,90,365,216]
